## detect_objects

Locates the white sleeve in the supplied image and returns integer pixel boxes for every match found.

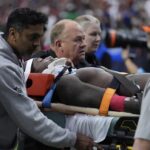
[24,58,34,82]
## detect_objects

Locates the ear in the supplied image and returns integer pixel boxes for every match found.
[8,27,17,42]
[55,40,62,48]
[54,40,64,57]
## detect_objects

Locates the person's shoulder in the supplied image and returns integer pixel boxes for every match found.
[0,58,21,78]
[0,63,23,88]
[0,63,17,74]
[76,60,92,68]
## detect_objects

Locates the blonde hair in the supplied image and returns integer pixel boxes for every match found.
[75,15,100,29]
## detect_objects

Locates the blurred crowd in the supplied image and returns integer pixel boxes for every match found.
[1,0,150,72]
[1,0,150,31]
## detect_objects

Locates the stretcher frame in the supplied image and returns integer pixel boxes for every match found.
[27,73,139,150]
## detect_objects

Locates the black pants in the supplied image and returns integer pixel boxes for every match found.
[17,112,66,150]
[18,135,60,150]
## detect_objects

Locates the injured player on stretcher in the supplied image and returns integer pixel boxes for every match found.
[23,57,149,149]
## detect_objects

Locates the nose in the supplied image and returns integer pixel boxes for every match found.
[96,34,101,43]
[81,39,87,48]
[33,39,41,47]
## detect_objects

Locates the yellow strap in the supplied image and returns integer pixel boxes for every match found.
[99,88,116,116]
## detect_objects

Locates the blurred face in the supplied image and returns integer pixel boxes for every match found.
[32,56,55,73]
[10,24,44,59]
[56,23,86,65]
[84,23,101,53]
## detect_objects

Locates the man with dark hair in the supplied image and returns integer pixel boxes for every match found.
[0,8,94,150]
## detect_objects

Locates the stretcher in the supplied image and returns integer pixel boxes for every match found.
[26,73,140,150]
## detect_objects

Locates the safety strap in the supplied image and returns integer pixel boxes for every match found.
[99,66,142,116]
[99,88,116,116]
[99,76,120,116]
[42,65,72,108]
[100,66,141,95]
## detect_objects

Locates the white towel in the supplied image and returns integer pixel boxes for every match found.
[42,57,76,76]
[24,58,33,82]
[65,113,113,143]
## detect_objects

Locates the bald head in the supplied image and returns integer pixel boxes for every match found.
[50,19,83,45]
[50,19,86,66]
